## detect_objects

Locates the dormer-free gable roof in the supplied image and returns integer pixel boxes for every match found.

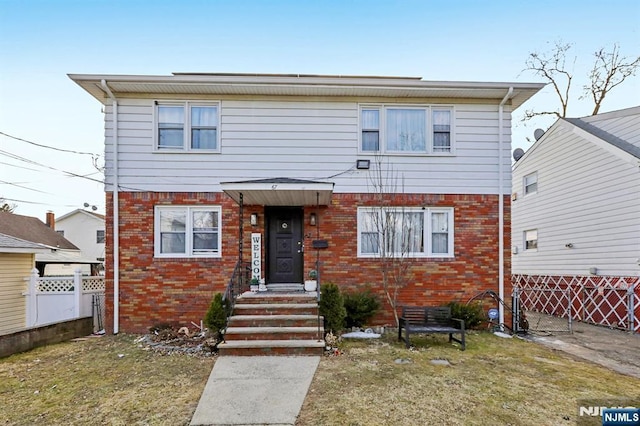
[513,106,640,170]
[56,208,106,223]
[0,212,79,250]
[69,72,544,109]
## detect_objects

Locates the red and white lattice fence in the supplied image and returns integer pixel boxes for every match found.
[512,275,640,333]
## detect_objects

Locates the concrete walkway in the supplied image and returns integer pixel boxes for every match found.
[190,356,320,426]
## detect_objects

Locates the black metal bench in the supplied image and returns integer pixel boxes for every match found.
[398,306,466,350]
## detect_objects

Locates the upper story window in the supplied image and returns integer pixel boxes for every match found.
[96,230,105,244]
[154,206,222,258]
[524,172,538,195]
[360,105,454,154]
[156,102,219,152]
[358,207,454,258]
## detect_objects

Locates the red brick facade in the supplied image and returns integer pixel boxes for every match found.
[105,192,511,333]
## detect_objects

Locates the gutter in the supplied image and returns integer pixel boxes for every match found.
[101,80,119,334]
[498,87,513,328]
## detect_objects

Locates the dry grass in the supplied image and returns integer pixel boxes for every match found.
[297,332,640,426]
[0,334,214,425]
[1,332,638,425]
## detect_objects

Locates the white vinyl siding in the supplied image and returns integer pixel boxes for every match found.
[512,121,640,276]
[357,207,454,258]
[104,100,512,195]
[0,253,32,335]
[154,206,222,258]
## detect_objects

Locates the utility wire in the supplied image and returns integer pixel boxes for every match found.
[0,131,101,157]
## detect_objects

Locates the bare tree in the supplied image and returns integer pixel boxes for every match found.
[522,40,575,120]
[366,156,414,327]
[0,197,16,213]
[522,41,639,120]
[584,43,640,115]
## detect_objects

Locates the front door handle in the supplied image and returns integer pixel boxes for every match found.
[298,241,304,253]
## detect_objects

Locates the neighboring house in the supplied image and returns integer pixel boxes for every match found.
[512,106,640,332]
[0,233,49,335]
[70,73,544,334]
[55,209,106,273]
[0,212,95,276]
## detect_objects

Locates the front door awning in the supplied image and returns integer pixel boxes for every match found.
[221,178,334,206]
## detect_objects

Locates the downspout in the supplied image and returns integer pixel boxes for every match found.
[101,80,119,334]
[498,87,513,328]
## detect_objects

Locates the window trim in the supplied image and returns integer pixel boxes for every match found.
[96,230,105,244]
[523,172,538,195]
[154,205,223,258]
[358,104,455,155]
[153,101,221,153]
[357,206,455,258]
[524,229,538,252]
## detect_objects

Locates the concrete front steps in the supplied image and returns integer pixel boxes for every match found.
[218,292,325,356]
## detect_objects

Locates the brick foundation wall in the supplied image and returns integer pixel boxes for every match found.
[105,192,511,333]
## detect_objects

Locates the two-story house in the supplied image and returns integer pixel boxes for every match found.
[70,73,543,334]
[55,209,106,274]
[512,106,640,333]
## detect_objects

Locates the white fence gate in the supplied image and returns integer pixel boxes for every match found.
[24,269,105,332]
[512,275,640,334]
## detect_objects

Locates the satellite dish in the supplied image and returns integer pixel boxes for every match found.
[513,148,525,161]
[534,128,545,141]
[83,202,90,208]
[92,206,98,211]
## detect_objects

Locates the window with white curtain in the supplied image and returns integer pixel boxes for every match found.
[156,102,219,151]
[357,207,454,257]
[155,206,222,257]
[360,105,454,154]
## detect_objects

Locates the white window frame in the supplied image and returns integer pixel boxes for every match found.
[524,229,538,251]
[154,101,221,152]
[358,104,455,155]
[154,205,222,258]
[523,172,538,195]
[357,206,454,258]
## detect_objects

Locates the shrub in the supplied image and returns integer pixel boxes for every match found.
[447,301,485,329]
[344,290,381,328]
[319,282,346,334]
[204,293,229,334]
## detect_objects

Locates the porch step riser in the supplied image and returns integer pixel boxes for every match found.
[234,307,318,316]
[229,318,320,328]
[219,346,323,356]
[236,296,318,305]
[225,332,322,341]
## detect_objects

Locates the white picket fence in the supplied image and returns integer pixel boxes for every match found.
[23,269,105,330]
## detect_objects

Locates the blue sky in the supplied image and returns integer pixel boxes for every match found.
[1,0,639,219]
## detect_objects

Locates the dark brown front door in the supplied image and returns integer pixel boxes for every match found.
[266,207,303,284]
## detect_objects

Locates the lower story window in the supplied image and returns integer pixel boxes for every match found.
[358,207,454,257]
[154,206,222,257]
[524,229,538,251]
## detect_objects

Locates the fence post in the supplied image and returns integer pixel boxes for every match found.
[26,268,39,327]
[74,269,82,318]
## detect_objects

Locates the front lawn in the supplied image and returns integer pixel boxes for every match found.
[1,332,637,425]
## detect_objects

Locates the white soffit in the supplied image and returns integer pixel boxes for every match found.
[221,180,334,206]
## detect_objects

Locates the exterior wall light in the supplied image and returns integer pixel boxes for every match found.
[250,213,258,226]
[310,213,317,226]
[356,159,370,169]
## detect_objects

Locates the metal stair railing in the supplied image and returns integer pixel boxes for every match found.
[222,260,251,325]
